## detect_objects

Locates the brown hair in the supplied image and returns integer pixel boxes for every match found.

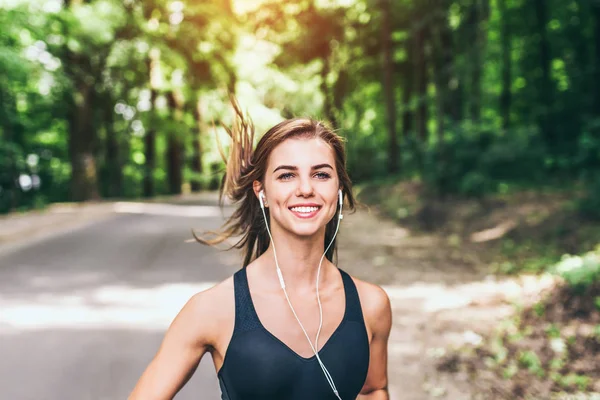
[193,99,355,267]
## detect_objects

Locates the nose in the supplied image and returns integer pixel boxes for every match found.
[296,175,315,198]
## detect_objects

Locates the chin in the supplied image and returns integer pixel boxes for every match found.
[292,227,321,238]
[285,220,324,238]
[274,209,333,238]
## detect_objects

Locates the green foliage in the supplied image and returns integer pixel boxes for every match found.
[533,302,545,318]
[577,170,600,219]
[68,1,127,47]
[554,373,591,391]
[551,249,600,292]
[0,142,24,212]
[490,335,508,365]
[502,361,518,379]
[545,324,561,339]
[549,357,565,371]
[422,125,546,196]
[518,350,544,378]
[1,0,600,213]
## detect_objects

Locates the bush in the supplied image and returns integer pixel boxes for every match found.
[577,170,600,219]
[551,248,600,292]
[422,123,545,196]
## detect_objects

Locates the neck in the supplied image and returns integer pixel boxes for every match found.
[261,224,335,291]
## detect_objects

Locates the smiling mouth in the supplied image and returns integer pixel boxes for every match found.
[288,206,321,218]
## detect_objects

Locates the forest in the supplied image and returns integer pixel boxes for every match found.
[2,0,599,210]
[2,0,600,398]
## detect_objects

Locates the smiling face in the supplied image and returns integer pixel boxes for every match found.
[256,137,340,239]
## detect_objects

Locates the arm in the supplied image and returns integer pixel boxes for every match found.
[358,285,392,400]
[128,291,217,400]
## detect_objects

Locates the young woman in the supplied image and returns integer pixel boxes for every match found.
[129,102,392,400]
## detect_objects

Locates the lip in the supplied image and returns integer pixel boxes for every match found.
[288,203,322,219]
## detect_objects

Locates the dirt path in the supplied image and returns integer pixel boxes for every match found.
[338,205,555,400]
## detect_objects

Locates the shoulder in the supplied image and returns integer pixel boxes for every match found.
[173,274,236,348]
[188,274,235,309]
[350,275,392,340]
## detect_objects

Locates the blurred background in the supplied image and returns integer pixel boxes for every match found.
[1,0,600,399]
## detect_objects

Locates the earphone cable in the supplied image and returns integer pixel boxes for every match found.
[259,193,343,400]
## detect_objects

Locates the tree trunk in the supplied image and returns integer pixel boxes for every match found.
[414,18,429,142]
[68,79,100,202]
[442,10,462,123]
[432,0,458,142]
[468,0,489,123]
[533,0,554,146]
[401,40,413,141]
[381,0,398,173]
[63,0,100,202]
[143,50,160,198]
[433,48,445,144]
[0,81,15,143]
[104,94,122,198]
[320,57,338,129]
[592,2,600,113]
[190,97,203,192]
[143,107,156,198]
[166,91,183,195]
[498,0,512,131]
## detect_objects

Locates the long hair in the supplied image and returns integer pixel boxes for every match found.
[193,98,355,267]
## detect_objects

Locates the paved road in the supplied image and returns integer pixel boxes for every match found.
[0,203,239,399]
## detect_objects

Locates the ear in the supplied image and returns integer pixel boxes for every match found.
[252,180,267,207]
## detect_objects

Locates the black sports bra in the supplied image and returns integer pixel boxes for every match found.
[217,267,370,399]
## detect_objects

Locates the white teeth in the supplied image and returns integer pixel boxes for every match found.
[290,206,319,213]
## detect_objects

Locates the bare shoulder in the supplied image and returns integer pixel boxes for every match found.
[174,275,235,348]
[188,275,235,321]
[188,275,234,311]
[350,275,392,339]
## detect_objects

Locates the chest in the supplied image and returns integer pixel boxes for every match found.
[216,269,371,400]
[251,288,346,358]
[219,318,370,400]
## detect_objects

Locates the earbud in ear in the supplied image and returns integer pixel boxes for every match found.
[259,190,268,209]
[338,189,344,220]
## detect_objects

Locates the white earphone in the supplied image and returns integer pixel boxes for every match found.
[258,188,344,399]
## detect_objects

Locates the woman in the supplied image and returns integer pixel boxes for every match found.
[129,102,392,399]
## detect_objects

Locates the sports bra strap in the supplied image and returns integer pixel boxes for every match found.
[338,268,365,323]
[232,267,365,334]
[233,268,261,334]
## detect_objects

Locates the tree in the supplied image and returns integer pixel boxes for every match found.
[498,0,511,131]
[380,0,398,173]
[467,0,490,123]
[413,9,429,143]
[533,0,554,148]
[592,1,600,114]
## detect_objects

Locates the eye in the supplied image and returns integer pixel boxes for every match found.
[315,172,331,179]
[277,172,295,181]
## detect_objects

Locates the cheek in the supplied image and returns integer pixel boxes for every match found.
[272,184,297,200]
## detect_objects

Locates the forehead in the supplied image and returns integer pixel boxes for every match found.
[268,138,335,170]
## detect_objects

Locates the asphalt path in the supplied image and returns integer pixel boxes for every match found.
[0,203,240,399]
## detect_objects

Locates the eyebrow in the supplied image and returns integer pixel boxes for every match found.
[273,164,333,173]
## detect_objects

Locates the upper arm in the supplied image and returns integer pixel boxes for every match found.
[128,289,222,400]
[359,283,392,395]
